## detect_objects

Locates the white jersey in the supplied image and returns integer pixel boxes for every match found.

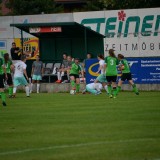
[14,61,26,77]
[99,59,105,74]
[86,83,102,90]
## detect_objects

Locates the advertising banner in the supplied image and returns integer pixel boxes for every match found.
[86,57,160,84]
[14,37,39,60]
[74,8,160,57]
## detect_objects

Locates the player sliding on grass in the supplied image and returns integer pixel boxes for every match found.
[104,49,119,98]
[12,55,30,98]
[69,58,84,94]
[116,54,139,95]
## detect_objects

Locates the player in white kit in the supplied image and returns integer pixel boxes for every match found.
[12,55,30,97]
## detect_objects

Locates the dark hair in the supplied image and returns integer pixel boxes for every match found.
[21,55,26,61]
[109,49,116,58]
[97,54,104,60]
[12,42,16,45]
[118,54,124,59]
[4,53,9,63]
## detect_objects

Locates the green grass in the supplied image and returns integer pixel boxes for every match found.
[0,92,160,160]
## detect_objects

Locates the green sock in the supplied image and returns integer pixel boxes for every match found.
[132,84,138,93]
[108,85,112,95]
[76,84,80,92]
[113,87,117,97]
[116,86,121,94]
[9,87,13,96]
[1,92,6,102]
[71,80,75,89]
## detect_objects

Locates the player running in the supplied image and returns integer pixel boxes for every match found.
[104,49,119,98]
[94,54,108,94]
[116,54,139,95]
[12,55,30,97]
[69,58,84,93]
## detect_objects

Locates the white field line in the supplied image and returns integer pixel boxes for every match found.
[0,138,158,156]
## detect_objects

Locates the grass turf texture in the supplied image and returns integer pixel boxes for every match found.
[0,92,160,160]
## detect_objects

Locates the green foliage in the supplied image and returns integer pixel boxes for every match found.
[5,0,63,15]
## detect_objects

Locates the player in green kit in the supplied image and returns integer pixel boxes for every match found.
[104,49,118,98]
[116,54,139,95]
[69,58,84,93]
[0,57,7,106]
[3,53,14,98]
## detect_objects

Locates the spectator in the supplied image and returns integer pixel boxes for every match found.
[82,53,92,74]
[56,53,68,83]
[30,55,43,93]
[10,42,21,60]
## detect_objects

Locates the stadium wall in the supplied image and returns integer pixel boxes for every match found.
[0,8,160,90]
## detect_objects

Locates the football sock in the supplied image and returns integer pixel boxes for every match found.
[113,87,117,97]
[76,84,80,92]
[71,80,75,89]
[9,87,13,96]
[1,92,6,102]
[37,84,40,93]
[25,86,30,96]
[13,87,17,94]
[107,85,112,95]
[132,84,139,93]
[104,85,109,94]
[116,86,121,94]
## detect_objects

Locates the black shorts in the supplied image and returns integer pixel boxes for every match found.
[106,76,117,83]
[5,73,13,85]
[69,74,79,79]
[121,73,132,81]
[0,74,5,88]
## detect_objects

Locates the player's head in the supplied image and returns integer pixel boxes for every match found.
[118,54,124,60]
[108,49,116,58]
[67,55,72,62]
[63,53,67,60]
[21,55,27,62]
[12,42,16,48]
[35,55,40,60]
[97,54,104,60]
[87,53,92,59]
[4,53,9,63]
[75,58,79,64]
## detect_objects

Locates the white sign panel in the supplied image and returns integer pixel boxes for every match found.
[74,8,160,57]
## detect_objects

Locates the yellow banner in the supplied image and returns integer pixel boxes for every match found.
[14,38,39,60]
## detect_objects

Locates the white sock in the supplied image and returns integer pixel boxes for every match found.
[30,83,33,92]
[60,72,64,80]
[25,86,30,96]
[37,84,40,93]
[13,87,17,94]
[104,85,109,93]
[57,72,61,80]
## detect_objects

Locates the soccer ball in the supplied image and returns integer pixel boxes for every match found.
[70,90,76,95]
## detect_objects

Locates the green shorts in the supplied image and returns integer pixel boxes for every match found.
[14,76,28,87]
[96,74,107,83]
[32,74,42,81]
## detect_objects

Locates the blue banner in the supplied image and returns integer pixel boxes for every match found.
[86,57,160,84]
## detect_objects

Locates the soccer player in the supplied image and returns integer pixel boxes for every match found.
[104,49,119,98]
[30,55,43,93]
[69,58,84,93]
[0,57,7,106]
[116,54,139,95]
[84,82,103,95]
[94,54,108,93]
[3,53,14,98]
[12,55,30,97]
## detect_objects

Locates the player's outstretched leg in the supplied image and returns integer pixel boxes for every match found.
[1,92,6,106]
[132,84,139,95]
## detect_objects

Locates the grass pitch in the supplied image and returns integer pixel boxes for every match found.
[0,92,160,160]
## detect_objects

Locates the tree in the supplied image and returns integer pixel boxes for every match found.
[5,0,63,15]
